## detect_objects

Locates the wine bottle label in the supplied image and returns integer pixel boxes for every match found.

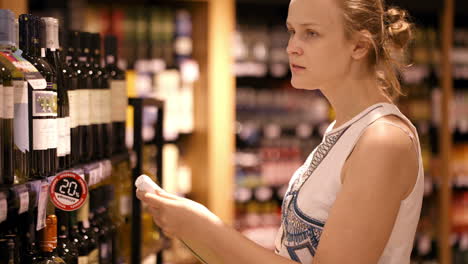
[32,90,58,117]
[101,90,111,124]
[77,89,91,126]
[68,90,78,129]
[110,80,127,122]
[120,195,131,216]
[33,119,49,150]
[90,89,102,125]
[48,118,58,149]
[78,256,89,264]
[4,85,14,119]
[57,117,71,157]
[3,51,47,90]
[88,248,99,264]
[13,80,29,152]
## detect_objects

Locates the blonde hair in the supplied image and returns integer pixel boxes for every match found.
[338,0,413,102]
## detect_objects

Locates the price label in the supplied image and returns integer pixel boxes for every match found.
[18,191,29,214]
[37,181,49,230]
[49,171,88,211]
[0,193,7,223]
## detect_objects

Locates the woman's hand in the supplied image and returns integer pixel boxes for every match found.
[136,189,223,239]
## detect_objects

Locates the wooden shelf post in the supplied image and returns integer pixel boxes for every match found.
[439,0,454,263]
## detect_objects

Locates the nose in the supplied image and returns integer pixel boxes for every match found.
[286,37,303,56]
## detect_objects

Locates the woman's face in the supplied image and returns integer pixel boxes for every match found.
[287,0,354,90]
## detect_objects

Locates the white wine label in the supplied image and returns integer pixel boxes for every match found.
[18,190,29,214]
[110,80,127,122]
[120,195,131,216]
[49,171,88,211]
[48,118,58,149]
[101,90,112,124]
[68,90,78,129]
[13,81,29,152]
[57,117,71,157]
[77,89,91,126]
[4,86,14,119]
[32,90,58,117]
[90,90,101,125]
[36,181,49,231]
[78,256,89,264]
[0,194,6,223]
[88,249,99,264]
[33,119,49,150]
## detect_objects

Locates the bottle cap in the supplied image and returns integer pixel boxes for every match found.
[0,9,14,47]
[41,17,59,50]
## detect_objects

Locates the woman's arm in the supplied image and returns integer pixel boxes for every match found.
[138,191,298,264]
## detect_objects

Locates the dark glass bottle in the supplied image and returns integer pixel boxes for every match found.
[91,33,112,159]
[34,215,66,264]
[19,210,39,263]
[0,235,19,264]
[42,17,71,171]
[64,31,81,167]
[0,10,30,183]
[36,17,58,176]
[70,202,91,264]
[1,63,14,184]
[86,33,103,160]
[67,31,93,163]
[19,14,57,178]
[56,210,78,264]
[104,35,127,154]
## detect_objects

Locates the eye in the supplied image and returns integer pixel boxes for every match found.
[287,29,295,36]
[306,30,318,37]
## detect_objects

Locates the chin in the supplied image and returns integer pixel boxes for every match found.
[290,77,320,91]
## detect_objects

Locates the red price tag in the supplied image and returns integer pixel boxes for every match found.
[49,171,88,211]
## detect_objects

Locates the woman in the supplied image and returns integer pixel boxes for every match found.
[136,0,423,263]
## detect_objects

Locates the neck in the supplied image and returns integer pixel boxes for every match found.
[320,66,392,128]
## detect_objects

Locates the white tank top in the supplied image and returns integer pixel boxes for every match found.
[274,102,424,264]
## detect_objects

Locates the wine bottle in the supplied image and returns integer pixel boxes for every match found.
[79,32,95,162]
[19,14,57,178]
[56,210,78,264]
[0,66,3,182]
[90,33,106,159]
[104,35,127,154]
[68,31,93,164]
[34,215,66,264]
[0,10,28,182]
[42,17,71,171]
[63,31,80,167]
[70,208,91,264]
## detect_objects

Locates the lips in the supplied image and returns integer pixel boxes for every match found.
[291,63,306,71]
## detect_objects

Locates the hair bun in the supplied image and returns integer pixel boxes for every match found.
[384,8,412,49]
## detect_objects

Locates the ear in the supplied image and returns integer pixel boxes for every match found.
[350,30,373,60]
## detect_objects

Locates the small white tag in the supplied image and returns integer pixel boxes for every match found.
[0,195,7,223]
[37,181,49,230]
[18,191,29,214]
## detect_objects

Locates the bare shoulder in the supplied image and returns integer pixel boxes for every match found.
[342,115,419,200]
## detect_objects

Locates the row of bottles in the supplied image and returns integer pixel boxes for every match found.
[0,10,128,185]
[0,162,122,264]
